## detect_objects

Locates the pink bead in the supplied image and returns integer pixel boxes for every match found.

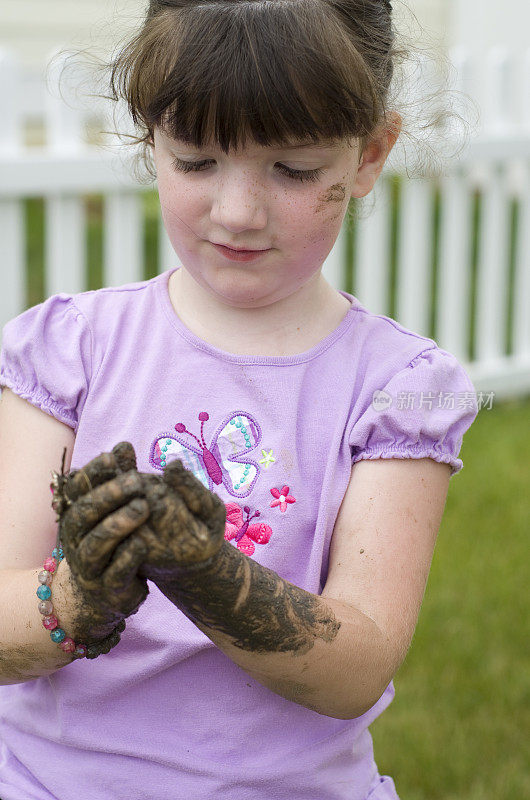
[38,600,53,615]
[59,638,76,653]
[43,557,58,574]
[42,615,58,630]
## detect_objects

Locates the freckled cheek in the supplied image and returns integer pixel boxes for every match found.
[158,181,206,237]
[279,199,322,242]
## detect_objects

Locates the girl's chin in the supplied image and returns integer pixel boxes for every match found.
[206,277,283,307]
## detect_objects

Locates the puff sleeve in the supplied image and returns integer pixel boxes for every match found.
[349,346,479,476]
[0,294,92,431]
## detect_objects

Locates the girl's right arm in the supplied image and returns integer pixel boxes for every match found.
[0,388,151,684]
[0,387,81,684]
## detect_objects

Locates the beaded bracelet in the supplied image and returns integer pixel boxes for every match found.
[36,543,88,659]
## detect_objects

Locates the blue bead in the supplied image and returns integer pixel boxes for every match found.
[242,427,247,434]
[245,443,251,449]
[236,420,242,428]
[162,446,167,452]
[51,628,66,644]
[235,484,240,489]
[37,585,52,601]
[166,439,171,444]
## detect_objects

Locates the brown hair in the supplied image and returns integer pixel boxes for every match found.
[55,1,475,211]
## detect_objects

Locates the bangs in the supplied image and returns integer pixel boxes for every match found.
[119,2,383,154]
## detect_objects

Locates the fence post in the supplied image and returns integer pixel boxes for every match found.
[436,47,474,363]
[474,48,513,363]
[354,177,392,316]
[512,48,530,361]
[0,49,26,333]
[44,47,86,297]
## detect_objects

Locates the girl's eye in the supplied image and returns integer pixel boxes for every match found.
[170,156,324,183]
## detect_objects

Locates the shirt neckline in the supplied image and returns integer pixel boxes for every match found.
[156,266,358,365]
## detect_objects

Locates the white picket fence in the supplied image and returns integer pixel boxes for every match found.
[1,46,530,401]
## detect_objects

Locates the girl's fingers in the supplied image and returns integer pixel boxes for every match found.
[64,452,120,503]
[76,497,150,580]
[163,459,223,520]
[111,441,138,474]
[62,443,137,504]
[62,471,147,546]
[102,533,150,607]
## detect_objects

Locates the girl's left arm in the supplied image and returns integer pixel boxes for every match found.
[154,538,388,719]
[151,456,452,720]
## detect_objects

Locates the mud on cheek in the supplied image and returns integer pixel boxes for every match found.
[314,182,347,217]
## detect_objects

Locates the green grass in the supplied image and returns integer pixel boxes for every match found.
[370,396,530,799]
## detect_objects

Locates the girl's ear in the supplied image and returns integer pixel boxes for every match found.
[351,111,401,199]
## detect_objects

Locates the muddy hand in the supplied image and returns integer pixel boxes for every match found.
[56,445,153,645]
[135,459,227,585]
[60,443,227,589]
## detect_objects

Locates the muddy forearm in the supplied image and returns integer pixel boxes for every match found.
[152,541,387,718]
[0,566,76,685]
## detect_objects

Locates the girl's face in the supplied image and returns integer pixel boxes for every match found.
[152,123,396,308]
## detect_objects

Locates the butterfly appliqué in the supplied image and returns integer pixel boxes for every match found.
[150,410,262,498]
[224,503,272,556]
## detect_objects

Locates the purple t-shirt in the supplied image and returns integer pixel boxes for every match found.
[0,267,478,800]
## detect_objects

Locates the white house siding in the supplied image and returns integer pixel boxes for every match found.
[4,1,526,74]
[1,0,144,72]
[2,0,447,74]
[450,0,530,55]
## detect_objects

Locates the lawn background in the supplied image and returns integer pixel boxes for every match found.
[371,395,529,799]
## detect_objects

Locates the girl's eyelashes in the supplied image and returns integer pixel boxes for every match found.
[170,156,324,183]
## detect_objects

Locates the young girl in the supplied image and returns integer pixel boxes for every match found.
[0,1,478,798]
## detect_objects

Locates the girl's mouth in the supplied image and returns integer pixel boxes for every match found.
[211,243,271,262]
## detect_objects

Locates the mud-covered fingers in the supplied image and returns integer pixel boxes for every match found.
[163,460,223,520]
[61,470,149,547]
[63,452,120,503]
[101,535,151,614]
[111,442,138,474]
[76,498,150,580]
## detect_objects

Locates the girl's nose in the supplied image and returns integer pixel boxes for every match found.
[210,174,268,233]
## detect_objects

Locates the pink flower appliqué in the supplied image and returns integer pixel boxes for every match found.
[270,485,296,513]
